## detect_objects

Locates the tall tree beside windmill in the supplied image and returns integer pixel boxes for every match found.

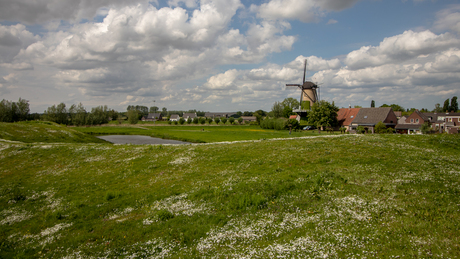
[286,59,319,111]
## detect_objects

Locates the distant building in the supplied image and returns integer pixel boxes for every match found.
[337,107,360,132]
[142,113,162,121]
[183,113,197,120]
[350,107,397,133]
[289,114,300,122]
[169,114,180,121]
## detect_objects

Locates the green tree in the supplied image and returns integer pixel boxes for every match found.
[281,97,300,109]
[193,117,199,124]
[199,117,206,124]
[214,117,220,124]
[179,117,185,125]
[443,98,450,112]
[221,117,227,124]
[450,96,458,112]
[271,102,283,118]
[229,117,235,124]
[371,100,375,108]
[238,117,243,124]
[421,121,432,134]
[207,117,213,124]
[433,103,442,113]
[282,106,293,118]
[16,98,29,121]
[187,117,192,124]
[91,105,109,125]
[127,109,139,124]
[374,121,387,134]
[74,103,87,126]
[307,100,339,133]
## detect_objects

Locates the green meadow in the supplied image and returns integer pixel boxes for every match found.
[74,124,321,143]
[0,122,459,258]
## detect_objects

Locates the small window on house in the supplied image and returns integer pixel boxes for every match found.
[350,115,354,118]
[410,119,414,123]
[416,119,419,123]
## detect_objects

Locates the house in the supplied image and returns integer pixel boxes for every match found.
[337,107,360,132]
[424,112,460,133]
[350,107,397,133]
[183,112,197,120]
[289,114,300,122]
[169,114,180,121]
[394,111,402,119]
[142,113,162,121]
[395,110,429,134]
[397,115,408,125]
[241,116,257,123]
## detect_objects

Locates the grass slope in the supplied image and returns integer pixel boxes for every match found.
[1,133,459,258]
[0,121,107,143]
[75,125,321,143]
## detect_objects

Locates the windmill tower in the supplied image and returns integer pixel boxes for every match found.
[286,59,319,111]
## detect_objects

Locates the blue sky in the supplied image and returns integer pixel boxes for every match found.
[1,0,459,113]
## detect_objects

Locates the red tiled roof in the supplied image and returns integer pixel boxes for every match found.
[337,108,360,126]
[289,115,298,119]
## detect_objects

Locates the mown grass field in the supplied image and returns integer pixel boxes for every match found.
[0,122,459,258]
[75,125,322,143]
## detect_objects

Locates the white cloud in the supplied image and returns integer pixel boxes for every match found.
[345,30,460,70]
[434,5,460,34]
[326,19,338,25]
[251,0,360,22]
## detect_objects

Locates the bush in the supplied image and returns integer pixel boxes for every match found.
[221,118,227,124]
[200,117,206,124]
[187,118,192,124]
[260,118,288,130]
[207,117,213,124]
[229,117,235,124]
[357,126,365,134]
[238,117,243,124]
[193,117,199,124]
[179,118,185,125]
[375,121,387,134]
[214,117,220,124]
[174,120,178,125]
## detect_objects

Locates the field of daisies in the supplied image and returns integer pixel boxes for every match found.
[0,122,459,258]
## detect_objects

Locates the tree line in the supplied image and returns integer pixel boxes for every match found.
[0,98,30,122]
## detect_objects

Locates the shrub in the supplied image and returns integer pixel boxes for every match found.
[238,117,243,124]
[375,121,387,134]
[357,126,365,134]
[207,117,213,124]
[179,118,185,125]
[174,121,178,125]
[214,117,220,124]
[229,117,235,124]
[187,118,192,124]
[193,117,199,124]
[200,117,206,124]
[221,118,227,124]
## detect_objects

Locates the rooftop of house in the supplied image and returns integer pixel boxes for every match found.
[351,107,395,125]
[337,108,360,126]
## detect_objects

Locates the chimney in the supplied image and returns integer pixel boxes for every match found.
[348,104,351,110]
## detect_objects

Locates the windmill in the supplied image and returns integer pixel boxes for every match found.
[286,59,319,111]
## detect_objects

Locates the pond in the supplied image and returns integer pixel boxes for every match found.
[96,135,190,145]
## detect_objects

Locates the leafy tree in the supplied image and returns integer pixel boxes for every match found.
[207,117,213,124]
[374,121,387,134]
[16,98,29,121]
[253,110,266,125]
[433,103,442,113]
[443,98,450,112]
[421,121,432,134]
[243,111,253,116]
[238,117,243,124]
[179,117,185,125]
[214,117,220,124]
[187,117,192,124]
[193,117,199,124]
[108,109,118,121]
[307,100,339,133]
[371,100,375,108]
[281,97,300,109]
[354,105,362,108]
[229,117,235,124]
[286,118,300,131]
[236,111,242,117]
[282,106,293,118]
[90,105,109,125]
[200,117,206,124]
[271,101,283,118]
[149,106,159,113]
[127,109,139,124]
[450,96,458,112]
[221,117,227,124]
[74,103,87,126]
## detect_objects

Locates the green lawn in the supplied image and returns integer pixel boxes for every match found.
[75,124,324,143]
[1,123,459,258]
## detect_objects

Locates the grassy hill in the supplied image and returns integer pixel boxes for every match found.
[0,126,459,257]
[0,121,107,143]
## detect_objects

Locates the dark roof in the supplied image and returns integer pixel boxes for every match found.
[351,107,395,126]
[147,113,162,119]
[183,113,197,118]
[414,110,429,121]
[169,114,180,119]
[395,124,422,130]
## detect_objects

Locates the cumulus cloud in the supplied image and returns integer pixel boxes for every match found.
[345,30,460,70]
[251,0,360,22]
[434,5,460,34]
[0,0,150,24]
